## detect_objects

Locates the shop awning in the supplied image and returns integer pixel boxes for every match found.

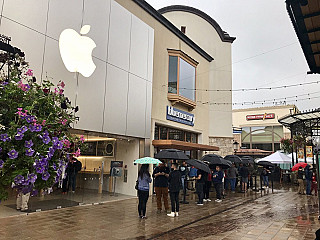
[235,148,273,156]
[152,140,219,151]
[286,0,320,74]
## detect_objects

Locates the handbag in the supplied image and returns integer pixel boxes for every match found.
[135,179,139,190]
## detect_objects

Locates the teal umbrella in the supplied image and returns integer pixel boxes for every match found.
[134,157,162,165]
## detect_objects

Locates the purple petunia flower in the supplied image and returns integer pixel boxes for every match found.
[8,149,18,159]
[52,163,57,171]
[42,172,50,181]
[14,175,24,185]
[34,125,42,132]
[42,136,51,144]
[42,130,49,137]
[15,133,24,140]
[24,140,33,148]
[25,115,35,123]
[56,141,63,150]
[31,189,38,197]
[28,173,37,184]
[17,126,28,134]
[35,164,45,174]
[0,160,4,168]
[0,133,10,142]
[52,137,59,145]
[25,148,35,157]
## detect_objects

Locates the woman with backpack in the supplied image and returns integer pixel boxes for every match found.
[136,164,152,219]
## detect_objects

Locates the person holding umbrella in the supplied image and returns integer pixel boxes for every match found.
[212,165,224,202]
[136,164,152,219]
[153,162,170,213]
[167,163,182,217]
[195,169,207,205]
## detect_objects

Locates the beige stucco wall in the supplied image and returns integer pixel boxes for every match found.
[162,11,233,138]
[115,0,213,157]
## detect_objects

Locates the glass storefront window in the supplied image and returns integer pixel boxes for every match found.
[186,132,191,142]
[154,125,159,140]
[241,127,250,143]
[168,128,184,141]
[252,143,272,151]
[168,56,178,94]
[160,127,168,140]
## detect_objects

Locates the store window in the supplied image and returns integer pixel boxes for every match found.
[167,50,197,102]
[168,128,184,141]
[155,125,198,143]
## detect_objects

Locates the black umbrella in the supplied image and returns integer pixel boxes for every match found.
[155,149,189,160]
[256,160,275,168]
[186,159,211,173]
[241,156,254,164]
[201,155,231,169]
[224,155,242,163]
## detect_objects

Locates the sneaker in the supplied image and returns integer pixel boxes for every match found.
[175,212,179,217]
[197,203,204,206]
[141,216,148,219]
[216,199,222,203]
[167,212,175,217]
[215,199,219,202]
[206,199,212,202]
[203,199,207,202]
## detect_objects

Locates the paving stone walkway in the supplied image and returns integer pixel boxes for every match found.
[0,186,319,240]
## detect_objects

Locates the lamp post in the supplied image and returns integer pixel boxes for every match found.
[312,136,320,220]
[233,140,239,154]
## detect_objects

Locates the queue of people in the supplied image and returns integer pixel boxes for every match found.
[297,164,317,196]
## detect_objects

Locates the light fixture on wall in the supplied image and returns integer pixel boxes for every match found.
[59,25,96,77]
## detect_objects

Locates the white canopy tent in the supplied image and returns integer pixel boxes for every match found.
[256,151,292,164]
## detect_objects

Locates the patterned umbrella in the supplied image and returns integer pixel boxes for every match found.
[134,157,162,165]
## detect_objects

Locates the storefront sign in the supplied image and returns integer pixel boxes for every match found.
[306,146,313,158]
[246,113,275,121]
[166,106,194,126]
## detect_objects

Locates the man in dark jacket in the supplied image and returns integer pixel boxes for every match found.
[239,163,249,193]
[212,165,224,202]
[153,163,170,213]
[66,156,82,193]
[167,163,182,217]
[305,165,313,195]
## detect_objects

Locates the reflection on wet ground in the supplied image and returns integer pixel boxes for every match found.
[0,185,319,240]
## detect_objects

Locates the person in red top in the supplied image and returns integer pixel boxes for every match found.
[311,171,318,196]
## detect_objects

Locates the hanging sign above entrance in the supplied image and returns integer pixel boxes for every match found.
[246,113,275,121]
[166,106,194,126]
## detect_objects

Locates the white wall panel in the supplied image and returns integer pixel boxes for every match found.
[46,0,82,40]
[83,0,111,61]
[107,0,131,71]
[129,15,148,79]
[145,81,152,138]
[0,18,45,80]
[42,38,77,107]
[126,74,146,138]
[103,64,128,136]
[147,28,154,83]
[75,59,106,132]
[2,0,48,34]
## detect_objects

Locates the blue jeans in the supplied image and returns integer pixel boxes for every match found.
[229,178,236,191]
[306,180,311,195]
[263,175,269,187]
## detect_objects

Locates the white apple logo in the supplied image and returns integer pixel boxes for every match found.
[59,25,96,77]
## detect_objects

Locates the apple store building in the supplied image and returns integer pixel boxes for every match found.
[0,0,154,202]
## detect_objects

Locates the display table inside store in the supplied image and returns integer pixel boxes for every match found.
[77,171,111,193]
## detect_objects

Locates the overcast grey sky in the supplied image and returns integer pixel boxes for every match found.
[146,0,320,111]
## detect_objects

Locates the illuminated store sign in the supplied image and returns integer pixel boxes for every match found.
[246,113,275,121]
[167,106,194,126]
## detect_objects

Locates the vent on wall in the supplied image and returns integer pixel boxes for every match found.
[82,141,115,157]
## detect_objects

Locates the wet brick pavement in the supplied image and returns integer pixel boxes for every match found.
[0,187,319,240]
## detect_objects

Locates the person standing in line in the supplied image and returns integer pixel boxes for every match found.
[227,163,238,193]
[66,156,82,193]
[153,162,170,213]
[212,165,224,202]
[311,171,318,196]
[262,167,270,189]
[189,166,198,190]
[167,163,182,217]
[137,164,152,219]
[248,163,255,189]
[195,169,206,205]
[179,161,188,192]
[239,163,249,193]
[204,170,212,202]
[297,167,305,194]
[305,165,313,195]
